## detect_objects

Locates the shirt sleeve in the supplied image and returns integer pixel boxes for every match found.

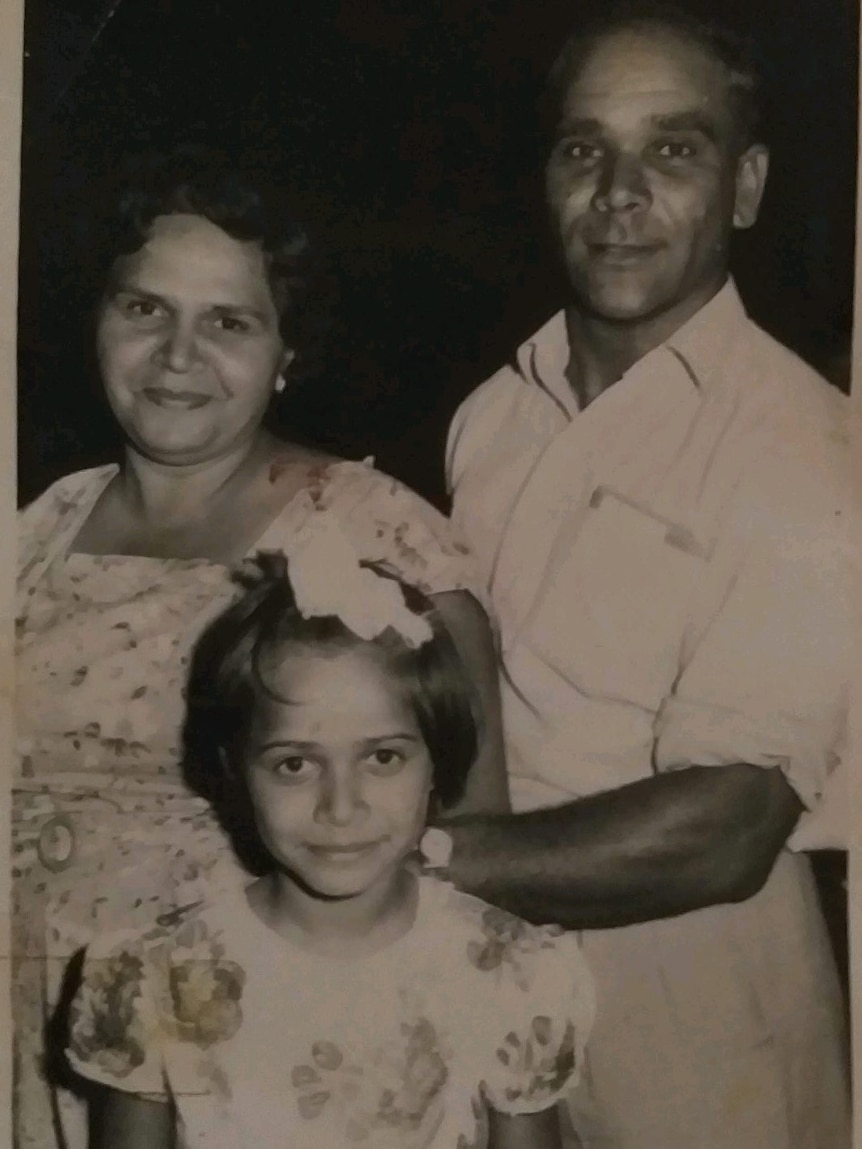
[66,934,169,1101]
[654,446,861,815]
[480,927,596,1116]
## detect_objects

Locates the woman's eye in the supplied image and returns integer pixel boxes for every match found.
[122,298,162,319]
[213,315,252,334]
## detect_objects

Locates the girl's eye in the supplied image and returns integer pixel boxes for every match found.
[272,755,316,781]
[365,747,405,775]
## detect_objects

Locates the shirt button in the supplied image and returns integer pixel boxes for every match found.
[37,815,76,872]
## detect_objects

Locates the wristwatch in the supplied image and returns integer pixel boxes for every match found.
[419,826,454,874]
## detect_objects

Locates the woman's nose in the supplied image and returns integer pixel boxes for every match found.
[156,321,200,373]
[592,152,651,213]
[316,769,367,827]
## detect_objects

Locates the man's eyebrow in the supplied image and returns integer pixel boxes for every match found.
[209,302,269,321]
[650,111,719,141]
[555,116,604,137]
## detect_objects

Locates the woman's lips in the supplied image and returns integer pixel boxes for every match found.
[142,386,212,409]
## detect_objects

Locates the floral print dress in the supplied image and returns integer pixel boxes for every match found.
[14,459,481,1149]
[66,876,595,1148]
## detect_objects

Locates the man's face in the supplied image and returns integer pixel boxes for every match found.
[545,25,767,327]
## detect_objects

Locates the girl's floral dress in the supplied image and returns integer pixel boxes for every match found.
[15,459,481,1149]
[66,876,595,1148]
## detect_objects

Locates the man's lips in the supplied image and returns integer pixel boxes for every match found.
[142,386,212,409]
[586,242,662,266]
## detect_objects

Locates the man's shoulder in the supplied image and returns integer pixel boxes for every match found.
[741,319,848,427]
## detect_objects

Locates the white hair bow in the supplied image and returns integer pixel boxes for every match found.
[278,512,434,648]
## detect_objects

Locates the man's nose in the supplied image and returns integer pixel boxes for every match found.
[592,152,651,213]
[156,321,201,373]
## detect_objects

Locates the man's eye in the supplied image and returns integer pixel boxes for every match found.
[656,141,695,159]
[565,141,601,162]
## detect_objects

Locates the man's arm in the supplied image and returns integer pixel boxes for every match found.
[442,762,802,929]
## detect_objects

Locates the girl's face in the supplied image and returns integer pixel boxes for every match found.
[243,642,433,903]
[96,213,289,467]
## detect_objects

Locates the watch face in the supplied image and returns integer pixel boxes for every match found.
[420,827,454,869]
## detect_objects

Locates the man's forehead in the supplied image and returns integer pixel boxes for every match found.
[560,26,731,123]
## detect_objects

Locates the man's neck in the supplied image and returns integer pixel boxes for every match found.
[564,277,727,409]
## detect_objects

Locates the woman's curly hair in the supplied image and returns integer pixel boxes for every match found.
[93,144,334,384]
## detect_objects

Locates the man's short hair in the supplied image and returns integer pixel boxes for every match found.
[545,1,764,151]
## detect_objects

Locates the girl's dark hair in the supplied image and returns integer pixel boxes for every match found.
[183,552,479,871]
[544,1,763,152]
[96,144,332,381]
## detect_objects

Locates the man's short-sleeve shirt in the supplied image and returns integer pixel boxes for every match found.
[447,282,860,841]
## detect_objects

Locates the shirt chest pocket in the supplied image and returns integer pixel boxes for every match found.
[520,488,706,713]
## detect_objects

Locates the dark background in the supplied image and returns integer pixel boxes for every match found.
[17,0,856,995]
[19,0,859,511]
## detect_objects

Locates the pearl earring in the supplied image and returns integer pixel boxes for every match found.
[274,375,287,394]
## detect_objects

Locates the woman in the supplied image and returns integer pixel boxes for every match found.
[15,147,507,1149]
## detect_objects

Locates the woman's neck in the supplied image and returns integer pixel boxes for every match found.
[246,868,420,958]
[119,430,278,527]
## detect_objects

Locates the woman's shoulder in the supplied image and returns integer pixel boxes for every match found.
[19,464,117,518]
[259,451,479,599]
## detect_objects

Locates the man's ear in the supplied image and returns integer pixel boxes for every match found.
[733,144,769,230]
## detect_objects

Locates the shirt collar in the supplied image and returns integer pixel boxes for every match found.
[517,279,749,418]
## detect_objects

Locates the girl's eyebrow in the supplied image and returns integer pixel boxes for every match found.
[255,733,421,752]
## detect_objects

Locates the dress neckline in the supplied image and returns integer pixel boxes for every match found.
[63,456,375,565]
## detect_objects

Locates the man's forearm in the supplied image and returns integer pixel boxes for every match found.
[441,764,802,929]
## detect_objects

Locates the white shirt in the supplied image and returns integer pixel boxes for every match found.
[447,282,860,844]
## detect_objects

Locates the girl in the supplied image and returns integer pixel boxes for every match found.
[65,519,594,1149]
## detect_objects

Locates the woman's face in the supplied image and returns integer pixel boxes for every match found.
[96,213,290,466]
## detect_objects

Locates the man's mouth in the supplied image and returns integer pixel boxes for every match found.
[586,242,662,266]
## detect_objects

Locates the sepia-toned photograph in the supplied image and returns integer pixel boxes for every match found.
[13,1,860,1147]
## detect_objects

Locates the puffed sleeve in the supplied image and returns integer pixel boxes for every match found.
[66,932,169,1101]
[262,458,491,609]
[479,924,596,1116]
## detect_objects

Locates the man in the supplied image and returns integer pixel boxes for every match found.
[442,5,857,1147]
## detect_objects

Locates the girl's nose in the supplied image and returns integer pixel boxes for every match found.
[316,769,367,827]
[592,152,651,213]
